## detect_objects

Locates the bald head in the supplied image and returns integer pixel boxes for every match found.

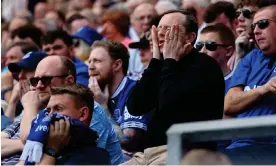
[131,3,157,36]
[36,55,76,82]
[255,5,276,19]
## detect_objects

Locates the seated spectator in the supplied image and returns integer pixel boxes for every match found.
[125,10,224,165]
[11,25,43,48]
[41,29,89,87]
[1,52,48,165]
[18,84,110,165]
[224,5,276,164]
[234,0,261,69]
[66,14,93,34]
[1,42,39,103]
[203,1,237,70]
[100,9,132,49]
[197,23,235,93]
[128,3,157,80]
[5,52,48,120]
[72,26,103,63]
[129,34,152,68]
[88,40,151,157]
[19,56,123,165]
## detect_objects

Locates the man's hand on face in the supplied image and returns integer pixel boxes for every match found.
[21,90,51,111]
[151,25,161,60]
[47,119,71,153]
[89,77,109,109]
[10,80,31,104]
[163,25,192,61]
[260,77,276,95]
[235,30,252,55]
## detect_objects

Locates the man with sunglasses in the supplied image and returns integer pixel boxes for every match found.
[224,5,276,164]
[234,1,260,69]
[20,55,124,165]
[41,29,89,87]
[1,51,48,165]
[197,23,235,94]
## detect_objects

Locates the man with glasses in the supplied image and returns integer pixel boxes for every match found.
[197,23,235,94]
[224,5,276,164]
[1,52,48,165]
[20,55,124,165]
[41,29,89,87]
[125,10,225,165]
[128,3,157,80]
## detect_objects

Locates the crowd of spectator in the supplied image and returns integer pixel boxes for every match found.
[1,0,276,165]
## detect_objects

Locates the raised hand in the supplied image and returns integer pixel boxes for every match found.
[89,77,109,109]
[163,25,192,61]
[47,119,71,153]
[151,25,161,60]
[21,90,50,111]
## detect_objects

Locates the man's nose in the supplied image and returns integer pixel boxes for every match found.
[35,80,45,89]
[199,45,207,54]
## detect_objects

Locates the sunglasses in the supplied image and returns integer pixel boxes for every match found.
[195,41,229,51]
[251,19,276,31]
[30,75,68,87]
[236,9,256,19]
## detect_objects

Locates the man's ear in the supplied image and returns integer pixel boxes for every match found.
[226,46,234,57]
[113,59,123,72]
[78,106,90,122]
[186,32,197,44]
[65,75,75,84]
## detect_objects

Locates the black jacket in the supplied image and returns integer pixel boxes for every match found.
[127,48,225,149]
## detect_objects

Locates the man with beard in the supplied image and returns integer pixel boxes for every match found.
[88,40,151,158]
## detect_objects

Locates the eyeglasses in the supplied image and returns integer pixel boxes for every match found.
[251,19,276,31]
[30,75,68,87]
[195,41,229,51]
[236,9,256,19]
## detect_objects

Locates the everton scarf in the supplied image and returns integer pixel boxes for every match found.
[20,110,98,164]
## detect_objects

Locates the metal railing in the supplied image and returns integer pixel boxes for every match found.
[166,115,276,165]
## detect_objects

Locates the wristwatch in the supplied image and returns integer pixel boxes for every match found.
[44,148,58,158]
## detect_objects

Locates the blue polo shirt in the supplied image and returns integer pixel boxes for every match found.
[90,102,123,165]
[73,57,89,87]
[227,49,276,149]
[108,77,151,131]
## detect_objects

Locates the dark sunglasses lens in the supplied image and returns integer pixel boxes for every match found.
[206,42,217,51]
[40,77,53,85]
[258,20,269,29]
[242,9,251,18]
[195,43,203,50]
[30,78,39,86]
[235,11,241,18]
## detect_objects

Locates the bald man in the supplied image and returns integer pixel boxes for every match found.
[130,3,157,40]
